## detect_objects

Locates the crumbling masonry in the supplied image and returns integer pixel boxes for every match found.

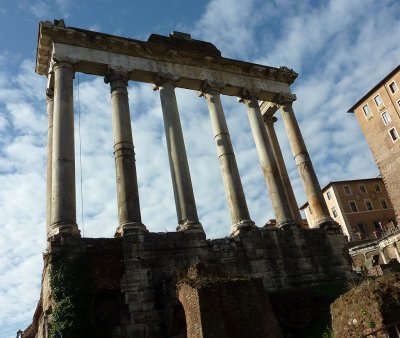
[25,20,351,337]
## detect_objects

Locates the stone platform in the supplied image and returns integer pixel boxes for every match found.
[25,227,351,337]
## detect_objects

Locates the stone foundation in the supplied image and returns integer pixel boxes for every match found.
[26,227,351,337]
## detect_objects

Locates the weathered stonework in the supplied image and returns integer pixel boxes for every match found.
[26,228,351,337]
[331,273,400,337]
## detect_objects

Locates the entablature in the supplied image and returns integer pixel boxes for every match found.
[36,20,297,101]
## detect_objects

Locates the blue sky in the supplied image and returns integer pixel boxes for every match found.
[0,0,399,336]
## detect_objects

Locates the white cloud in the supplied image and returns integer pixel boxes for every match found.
[27,1,50,18]
[55,0,71,17]
[2,0,400,336]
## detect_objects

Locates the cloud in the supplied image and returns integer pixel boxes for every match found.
[55,0,72,17]
[2,0,400,336]
[26,1,50,18]
[194,0,264,59]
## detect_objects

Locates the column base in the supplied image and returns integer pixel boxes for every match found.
[230,220,257,237]
[276,218,299,230]
[47,223,81,240]
[115,222,148,237]
[177,220,204,232]
[315,218,340,232]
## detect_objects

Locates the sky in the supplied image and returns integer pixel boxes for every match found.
[0,0,399,336]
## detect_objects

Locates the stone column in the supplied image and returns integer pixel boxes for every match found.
[200,81,255,235]
[46,87,54,237]
[240,93,296,229]
[105,71,147,235]
[277,94,337,229]
[393,244,400,263]
[154,74,202,231]
[380,250,388,264]
[49,60,80,238]
[263,116,303,227]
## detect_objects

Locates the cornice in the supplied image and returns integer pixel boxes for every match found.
[36,20,298,86]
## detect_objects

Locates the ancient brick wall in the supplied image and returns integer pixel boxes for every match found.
[119,228,351,337]
[27,227,351,337]
[178,276,282,338]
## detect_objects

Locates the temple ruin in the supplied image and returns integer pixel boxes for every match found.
[24,20,352,337]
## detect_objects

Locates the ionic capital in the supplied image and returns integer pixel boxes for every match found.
[263,116,278,125]
[275,92,297,107]
[105,69,132,94]
[198,80,224,97]
[50,56,78,75]
[152,72,180,91]
[237,88,259,105]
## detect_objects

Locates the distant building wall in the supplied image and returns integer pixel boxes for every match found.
[350,66,400,223]
[301,178,396,241]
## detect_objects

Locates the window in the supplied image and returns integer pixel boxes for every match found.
[357,223,366,235]
[389,81,398,94]
[381,111,391,125]
[362,104,372,118]
[365,200,373,211]
[381,199,388,209]
[375,184,381,192]
[308,206,312,214]
[326,191,332,200]
[359,185,366,193]
[349,201,358,212]
[331,206,338,218]
[389,127,399,141]
[344,185,352,195]
[373,221,381,230]
[374,94,383,106]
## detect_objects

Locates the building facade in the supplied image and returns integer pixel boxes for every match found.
[300,178,396,241]
[348,66,400,224]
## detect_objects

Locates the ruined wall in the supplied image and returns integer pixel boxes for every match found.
[331,273,400,337]
[119,228,351,337]
[27,227,351,337]
[178,275,282,338]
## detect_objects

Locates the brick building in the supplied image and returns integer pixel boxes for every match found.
[348,65,400,223]
[300,178,396,241]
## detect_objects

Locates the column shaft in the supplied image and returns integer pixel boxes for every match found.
[156,79,202,231]
[203,86,255,235]
[106,72,146,235]
[380,250,388,264]
[243,97,295,228]
[46,88,54,236]
[264,116,303,227]
[394,244,400,263]
[50,61,79,237]
[279,97,335,228]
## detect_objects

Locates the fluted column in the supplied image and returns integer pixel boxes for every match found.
[153,74,202,232]
[105,71,147,236]
[46,87,54,237]
[200,81,255,236]
[240,93,296,229]
[263,116,303,227]
[49,60,80,238]
[277,94,337,229]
